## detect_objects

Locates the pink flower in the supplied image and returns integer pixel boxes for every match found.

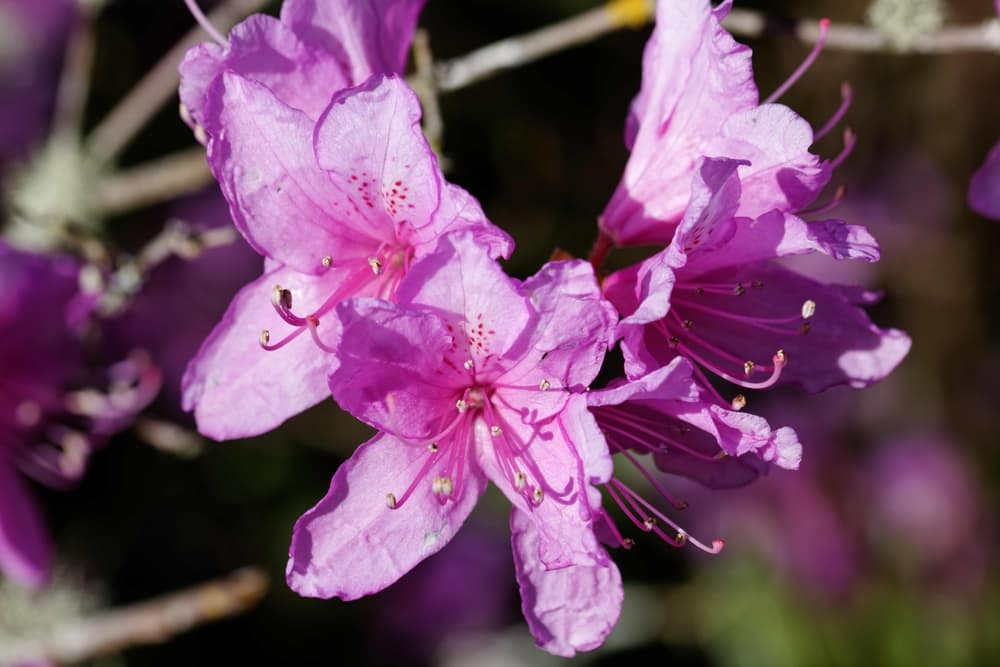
[286,232,621,656]
[181,74,510,439]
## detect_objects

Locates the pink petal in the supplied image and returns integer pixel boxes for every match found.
[179,15,351,131]
[479,396,607,569]
[206,73,374,274]
[328,297,461,441]
[0,461,52,588]
[182,263,342,440]
[511,509,622,657]
[287,431,485,599]
[281,0,426,81]
[602,0,757,245]
[313,75,442,240]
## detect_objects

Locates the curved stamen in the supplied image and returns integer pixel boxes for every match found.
[306,318,338,354]
[831,128,857,171]
[387,446,443,510]
[611,479,724,554]
[681,342,788,390]
[183,0,228,47]
[814,81,853,143]
[798,183,847,216]
[598,509,634,550]
[616,446,690,510]
[763,18,831,105]
[260,326,307,351]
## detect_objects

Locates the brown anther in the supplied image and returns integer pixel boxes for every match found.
[259,330,271,346]
[668,336,680,347]
[271,284,283,306]
[368,257,383,275]
[532,487,544,502]
[775,349,787,366]
[514,472,527,490]
[386,493,397,509]
[682,319,693,329]
[675,530,688,545]
[731,394,747,410]
[428,443,439,453]
[743,360,755,376]
[321,255,333,268]
[455,399,468,412]
[733,283,746,296]
[463,359,474,371]
[432,476,454,496]
[490,425,502,436]
[539,379,551,391]
[642,517,657,530]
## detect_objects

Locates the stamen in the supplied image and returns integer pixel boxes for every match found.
[183,0,228,47]
[801,300,817,319]
[306,318,338,354]
[743,360,755,376]
[514,471,527,490]
[386,493,397,508]
[490,425,503,436]
[463,359,474,371]
[731,394,747,410]
[763,18,831,105]
[831,127,857,171]
[612,479,724,554]
[259,326,306,351]
[539,379,551,391]
[814,81,853,142]
[428,443,439,453]
[368,257,383,275]
[532,487,544,503]
[798,183,847,216]
[432,476,454,497]
[456,399,468,412]
[321,255,333,268]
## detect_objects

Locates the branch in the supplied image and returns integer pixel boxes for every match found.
[723,9,1000,53]
[93,147,213,216]
[433,0,654,92]
[84,0,269,165]
[0,567,268,666]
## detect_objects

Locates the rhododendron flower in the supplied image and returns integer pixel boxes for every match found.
[287,232,621,656]
[182,74,510,439]
[969,141,1000,220]
[179,0,426,133]
[605,157,910,396]
[0,243,158,588]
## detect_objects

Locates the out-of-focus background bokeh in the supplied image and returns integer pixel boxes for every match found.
[1,0,998,665]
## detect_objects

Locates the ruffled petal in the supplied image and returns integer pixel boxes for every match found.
[281,0,426,81]
[182,264,342,440]
[205,73,373,273]
[287,431,485,599]
[602,0,757,245]
[0,461,52,588]
[511,508,622,657]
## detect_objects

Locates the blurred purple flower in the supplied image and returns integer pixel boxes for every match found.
[0,243,159,588]
[969,142,1000,220]
[287,232,621,656]
[0,0,75,166]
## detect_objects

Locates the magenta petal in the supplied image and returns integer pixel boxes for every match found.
[206,73,368,274]
[969,141,1000,220]
[480,396,606,569]
[0,461,52,588]
[314,75,442,239]
[511,509,622,657]
[281,0,426,80]
[602,0,757,245]
[328,297,458,441]
[287,431,484,599]
[413,182,514,261]
[181,263,340,440]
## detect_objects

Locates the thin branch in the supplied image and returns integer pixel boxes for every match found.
[93,147,213,216]
[411,29,445,155]
[85,0,269,165]
[433,0,655,92]
[723,9,1000,54]
[0,567,268,666]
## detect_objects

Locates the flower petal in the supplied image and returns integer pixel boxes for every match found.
[511,508,622,657]
[287,431,485,599]
[602,0,757,245]
[281,0,426,81]
[206,73,372,273]
[182,263,342,440]
[0,461,52,588]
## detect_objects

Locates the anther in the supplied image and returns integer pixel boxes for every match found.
[432,476,454,497]
[668,336,679,347]
[533,487,544,502]
[731,394,747,410]
[490,425,502,436]
[368,257,383,275]
[386,493,397,509]
[642,516,657,531]
[675,530,688,545]
[271,284,283,306]
[743,360,755,376]
[622,538,636,549]
[428,443,439,453]
[801,299,816,319]
[775,349,787,366]
[733,283,746,296]
[539,379,551,391]
[463,360,474,371]
[456,399,468,412]
[259,330,270,346]
[321,255,333,268]
[515,472,527,490]
[682,319,693,329]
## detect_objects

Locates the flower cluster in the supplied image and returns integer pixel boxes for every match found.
[179,0,909,656]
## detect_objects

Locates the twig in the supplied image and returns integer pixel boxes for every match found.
[0,567,268,666]
[411,29,445,155]
[85,0,269,165]
[93,147,213,216]
[723,9,1000,54]
[433,0,654,92]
